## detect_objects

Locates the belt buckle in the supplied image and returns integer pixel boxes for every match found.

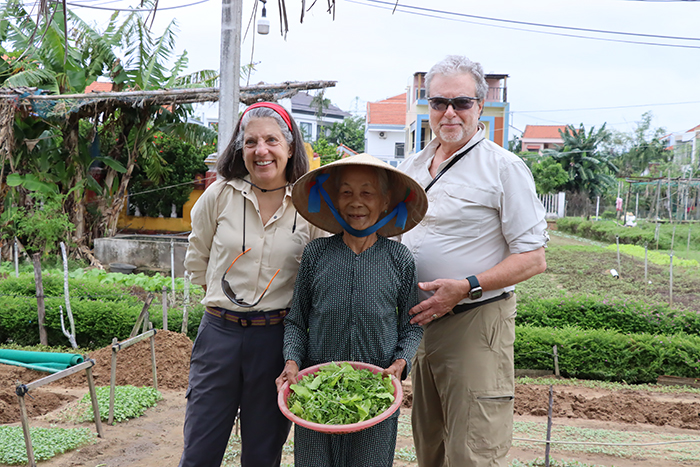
[239,316,251,327]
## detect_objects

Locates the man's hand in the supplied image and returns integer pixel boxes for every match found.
[275,360,299,392]
[409,278,469,325]
[382,359,406,380]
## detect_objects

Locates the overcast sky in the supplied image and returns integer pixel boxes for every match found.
[68,0,700,139]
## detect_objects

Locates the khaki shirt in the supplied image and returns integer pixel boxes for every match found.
[399,124,548,304]
[185,177,326,311]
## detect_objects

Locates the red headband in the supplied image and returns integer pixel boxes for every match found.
[240,102,293,133]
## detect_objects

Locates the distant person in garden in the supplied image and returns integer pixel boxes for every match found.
[275,154,427,467]
[399,55,548,466]
[180,102,326,467]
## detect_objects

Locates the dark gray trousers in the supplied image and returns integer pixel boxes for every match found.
[179,311,291,467]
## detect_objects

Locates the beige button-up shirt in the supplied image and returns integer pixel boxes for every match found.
[185,177,325,311]
[399,124,548,304]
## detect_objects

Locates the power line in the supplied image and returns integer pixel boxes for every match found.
[62,0,210,12]
[360,0,700,42]
[349,0,700,49]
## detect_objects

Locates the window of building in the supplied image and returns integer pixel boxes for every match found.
[299,122,312,142]
[395,143,405,158]
[317,124,330,139]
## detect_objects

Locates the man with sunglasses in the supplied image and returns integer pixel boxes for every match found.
[398,55,549,467]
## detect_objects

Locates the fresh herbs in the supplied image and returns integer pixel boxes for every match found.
[287,362,395,425]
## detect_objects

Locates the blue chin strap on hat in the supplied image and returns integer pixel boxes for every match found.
[308,173,410,238]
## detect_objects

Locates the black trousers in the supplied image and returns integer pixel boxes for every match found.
[179,311,291,467]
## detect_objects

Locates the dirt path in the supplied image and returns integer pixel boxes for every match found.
[2,331,700,466]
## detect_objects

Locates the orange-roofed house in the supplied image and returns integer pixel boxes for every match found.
[365,93,407,167]
[520,125,567,154]
[84,81,113,93]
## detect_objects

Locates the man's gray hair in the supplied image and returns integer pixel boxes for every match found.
[426,55,489,102]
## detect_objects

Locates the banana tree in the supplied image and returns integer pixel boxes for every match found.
[1,0,216,250]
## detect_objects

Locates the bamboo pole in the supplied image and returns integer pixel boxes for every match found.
[2,81,338,101]
[16,386,36,467]
[669,253,674,307]
[86,366,105,438]
[13,237,18,277]
[109,337,118,425]
[544,385,554,467]
[162,286,168,331]
[31,253,47,346]
[170,238,175,301]
[181,272,191,334]
[60,242,77,348]
[149,322,158,391]
[667,172,673,221]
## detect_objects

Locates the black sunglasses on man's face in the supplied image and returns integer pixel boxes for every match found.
[428,96,479,112]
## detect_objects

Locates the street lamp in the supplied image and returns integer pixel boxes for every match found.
[258,0,270,35]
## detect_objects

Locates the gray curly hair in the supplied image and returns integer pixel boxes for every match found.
[425,55,489,102]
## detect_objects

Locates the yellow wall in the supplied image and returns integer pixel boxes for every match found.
[117,143,319,234]
[117,189,205,232]
[305,142,321,170]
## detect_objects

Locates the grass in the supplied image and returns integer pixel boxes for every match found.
[0,426,96,465]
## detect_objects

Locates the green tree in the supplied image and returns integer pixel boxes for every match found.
[542,124,618,200]
[612,112,668,177]
[313,138,340,166]
[531,158,569,195]
[1,0,217,250]
[128,133,208,218]
[329,116,365,152]
[508,134,522,153]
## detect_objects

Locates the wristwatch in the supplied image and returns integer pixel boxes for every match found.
[466,275,483,300]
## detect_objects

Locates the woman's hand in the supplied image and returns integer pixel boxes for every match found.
[382,359,406,380]
[275,360,299,392]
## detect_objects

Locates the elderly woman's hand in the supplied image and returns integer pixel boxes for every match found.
[382,359,406,380]
[275,360,299,392]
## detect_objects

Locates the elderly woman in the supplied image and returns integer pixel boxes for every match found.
[181,102,325,467]
[275,154,428,467]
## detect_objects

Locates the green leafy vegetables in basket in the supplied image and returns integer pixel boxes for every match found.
[288,362,395,425]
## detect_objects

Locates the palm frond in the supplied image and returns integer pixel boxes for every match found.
[2,67,58,91]
[173,69,219,88]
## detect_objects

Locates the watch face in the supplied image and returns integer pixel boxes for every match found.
[470,287,483,300]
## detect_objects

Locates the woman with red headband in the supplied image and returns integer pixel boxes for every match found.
[181,102,325,467]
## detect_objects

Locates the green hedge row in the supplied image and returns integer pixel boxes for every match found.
[555,217,700,251]
[516,325,700,384]
[0,294,206,348]
[0,274,132,301]
[517,294,700,336]
[0,295,142,348]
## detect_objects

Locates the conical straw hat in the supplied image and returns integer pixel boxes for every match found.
[292,153,428,236]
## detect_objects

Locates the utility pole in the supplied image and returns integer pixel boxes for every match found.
[218,0,243,157]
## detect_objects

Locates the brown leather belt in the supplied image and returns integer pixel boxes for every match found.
[206,307,288,327]
[452,292,513,315]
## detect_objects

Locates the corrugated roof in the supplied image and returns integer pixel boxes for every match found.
[522,125,567,140]
[367,93,406,125]
[290,91,351,118]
